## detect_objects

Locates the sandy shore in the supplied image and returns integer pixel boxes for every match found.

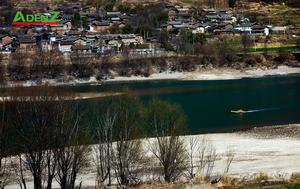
[193,124,300,177]
[5,124,300,188]
[77,124,300,186]
[2,65,300,88]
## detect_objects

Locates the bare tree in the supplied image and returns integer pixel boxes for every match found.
[10,95,59,189]
[92,105,116,186]
[204,143,217,180]
[113,139,144,187]
[44,150,57,189]
[196,137,211,177]
[0,51,3,64]
[10,50,25,65]
[7,50,29,81]
[187,137,233,183]
[10,155,27,189]
[146,99,188,182]
[54,102,90,189]
[0,53,5,84]
[30,48,65,80]
[111,95,145,187]
[185,136,220,181]
[223,149,234,175]
[210,148,234,184]
[183,136,218,181]
[186,136,199,179]
[92,95,146,187]
[69,51,94,79]
[0,102,11,189]
[241,33,254,52]
[0,158,9,189]
[55,145,89,189]
[70,51,94,65]
[7,90,80,189]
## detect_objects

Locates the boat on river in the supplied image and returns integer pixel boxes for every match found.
[231,109,246,114]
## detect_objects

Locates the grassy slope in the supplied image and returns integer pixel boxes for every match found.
[235,1,300,26]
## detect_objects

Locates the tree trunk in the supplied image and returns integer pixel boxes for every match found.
[33,173,42,189]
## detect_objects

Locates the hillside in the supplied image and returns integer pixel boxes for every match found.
[234,1,300,25]
[7,0,300,9]
[4,0,300,26]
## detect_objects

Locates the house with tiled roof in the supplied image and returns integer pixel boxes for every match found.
[18,35,37,51]
[0,34,12,49]
[90,21,111,32]
[71,45,91,53]
[58,40,73,53]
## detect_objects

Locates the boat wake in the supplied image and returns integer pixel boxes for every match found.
[245,106,289,113]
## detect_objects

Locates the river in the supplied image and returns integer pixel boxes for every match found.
[50,74,300,133]
[1,74,299,133]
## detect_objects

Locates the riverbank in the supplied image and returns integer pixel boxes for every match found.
[5,124,300,189]
[109,65,300,82]
[2,65,300,88]
[197,124,300,177]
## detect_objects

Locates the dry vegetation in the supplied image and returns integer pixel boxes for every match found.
[1,47,299,85]
[0,94,227,189]
[235,1,300,26]
[79,172,300,189]
[238,124,300,139]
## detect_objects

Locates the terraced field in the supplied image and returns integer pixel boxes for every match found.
[236,2,300,26]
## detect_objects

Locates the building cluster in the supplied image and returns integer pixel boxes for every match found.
[0,31,144,54]
[164,4,287,36]
[0,1,288,54]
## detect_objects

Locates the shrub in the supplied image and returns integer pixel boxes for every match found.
[290,173,300,183]
[218,176,240,187]
[154,58,168,72]
[183,59,197,71]
[49,64,65,79]
[274,52,295,63]
[7,64,28,81]
[29,64,66,80]
[254,54,267,64]
[245,57,257,65]
[68,63,94,78]
[225,54,240,64]
[253,172,269,182]
[202,56,212,65]
[0,64,5,84]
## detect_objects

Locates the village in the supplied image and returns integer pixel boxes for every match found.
[0,0,297,57]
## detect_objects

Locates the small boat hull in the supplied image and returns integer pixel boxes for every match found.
[231,109,246,114]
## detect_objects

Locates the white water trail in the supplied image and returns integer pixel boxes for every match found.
[245,106,289,113]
